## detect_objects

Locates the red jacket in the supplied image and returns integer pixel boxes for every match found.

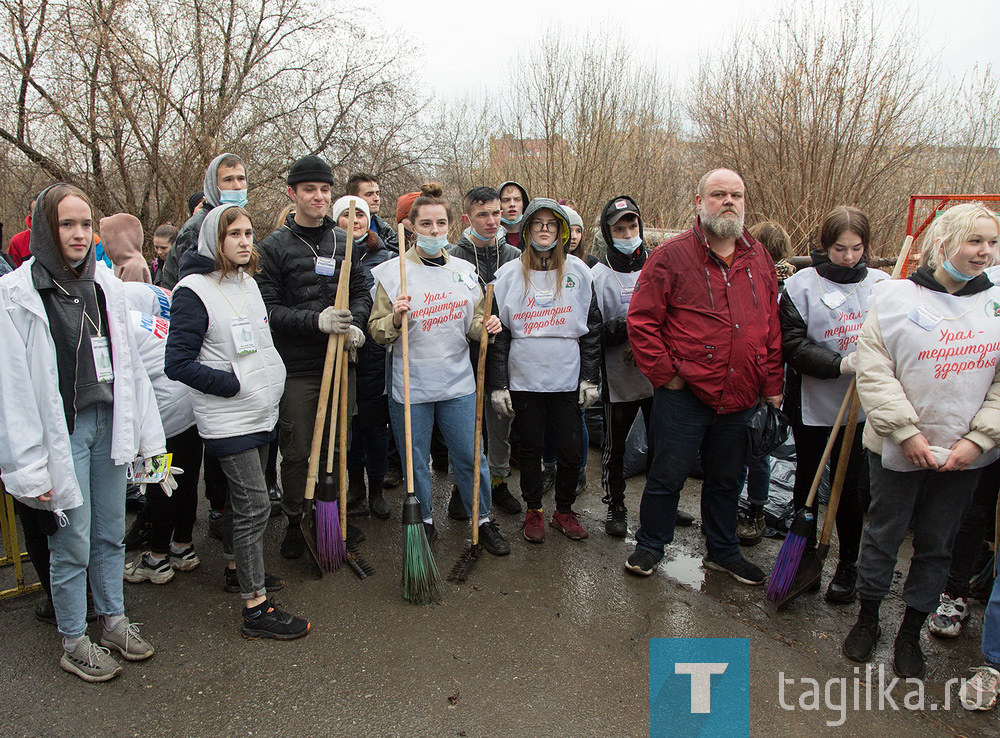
[627,218,783,414]
[7,216,31,267]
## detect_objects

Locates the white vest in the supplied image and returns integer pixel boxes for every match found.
[371,256,479,404]
[494,255,592,393]
[124,282,172,318]
[129,310,195,438]
[174,272,286,440]
[783,266,888,426]
[873,279,1000,471]
[592,261,652,402]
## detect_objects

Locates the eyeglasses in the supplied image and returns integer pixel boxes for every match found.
[528,220,559,233]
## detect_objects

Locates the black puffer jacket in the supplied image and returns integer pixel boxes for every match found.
[255,214,372,376]
[780,251,863,420]
[372,215,399,254]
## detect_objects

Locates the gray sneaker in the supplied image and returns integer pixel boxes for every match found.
[60,636,123,683]
[100,617,155,661]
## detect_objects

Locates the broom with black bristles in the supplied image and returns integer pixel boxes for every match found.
[766,235,913,604]
[398,224,441,604]
[448,284,494,583]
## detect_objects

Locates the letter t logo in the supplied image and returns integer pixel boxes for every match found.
[675,663,728,713]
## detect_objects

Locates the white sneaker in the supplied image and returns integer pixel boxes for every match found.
[960,665,1000,711]
[928,594,969,638]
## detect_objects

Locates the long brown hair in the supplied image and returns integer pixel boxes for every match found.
[43,183,94,275]
[520,207,568,296]
[215,206,259,278]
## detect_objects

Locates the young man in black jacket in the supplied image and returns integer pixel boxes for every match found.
[256,156,372,558]
[346,172,399,254]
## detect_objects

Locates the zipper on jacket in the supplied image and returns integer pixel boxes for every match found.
[746,267,758,308]
[71,300,84,426]
[704,268,716,311]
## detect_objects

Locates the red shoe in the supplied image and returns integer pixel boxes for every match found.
[523,509,545,543]
[551,510,589,540]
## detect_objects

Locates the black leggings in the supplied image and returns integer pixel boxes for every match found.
[147,425,203,554]
[791,419,866,563]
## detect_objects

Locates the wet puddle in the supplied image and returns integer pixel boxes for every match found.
[660,552,705,589]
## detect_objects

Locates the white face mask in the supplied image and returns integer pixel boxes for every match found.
[612,235,642,254]
[416,233,449,256]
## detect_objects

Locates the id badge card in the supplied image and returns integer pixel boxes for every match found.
[91,336,114,383]
[620,287,635,305]
[908,304,942,331]
[315,256,337,276]
[821,290,846,310]
[462,272,477,289]
[231,317,258,355]
[535,289,554,307]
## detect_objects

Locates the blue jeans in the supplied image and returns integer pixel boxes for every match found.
[741,454,771,504]
[983,569,1000,665]
[635,386,753,565]
[389,392,490,522]
[49,404,128,637]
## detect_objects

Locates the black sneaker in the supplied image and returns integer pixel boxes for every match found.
[241,599,310,640]
[448,485,470,521]
[892,636,926,679]
[605,504,628,537]
[625,548,661,576]
[702,555,765,585]
[423,522,439,544]
[208,509,225,540]
[224,568,287,594]
[491,480,521,514]
[280,523,305,559]
[843,616,881,662]
[675,509,695,527]
[123,518,150,550]
[826,561,859,604]
[478,520,510,556]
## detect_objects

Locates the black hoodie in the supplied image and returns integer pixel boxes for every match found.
[30,185,113,432]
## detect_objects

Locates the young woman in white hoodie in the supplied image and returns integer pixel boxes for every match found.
[165,204,308,640]
[843,203,1000,679]
[0,184,166,682]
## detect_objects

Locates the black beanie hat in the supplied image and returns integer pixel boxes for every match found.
[287,155,334,186]
[188,191,205,215]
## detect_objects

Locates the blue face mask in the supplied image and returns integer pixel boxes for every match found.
[416,233,449,256]
[500,213,523,226]
[469,226,491,242]
[530,239,557,252]
[942,258,976,282]
[219,189,248,207]
[612,235,642,254]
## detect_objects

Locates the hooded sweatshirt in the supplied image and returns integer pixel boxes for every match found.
[160,153,246,289]
[497,180,529,249]
[101,213,151,284]
[29,186,114,431]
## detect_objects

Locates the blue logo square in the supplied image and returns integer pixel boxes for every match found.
[650,638,753,737]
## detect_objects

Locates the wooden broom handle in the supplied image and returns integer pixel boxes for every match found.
[399,225,415,498]
[470,284,494,546]
[339,345,349,540]
[326,202,356,474]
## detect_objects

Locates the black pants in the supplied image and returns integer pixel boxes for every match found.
[147,425,203,554]
[512,391,581,512]
[13,498,52,597]
[203,453,228,512]
[944,458,1000,599]
[600,398,652,506]
[791,419,866,563]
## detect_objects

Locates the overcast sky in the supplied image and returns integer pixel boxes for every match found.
[372,0,999,100]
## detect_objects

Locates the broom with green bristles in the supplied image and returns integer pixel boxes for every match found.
[397,224,441,604]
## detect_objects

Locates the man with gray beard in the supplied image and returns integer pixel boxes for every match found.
[621,168,784,585]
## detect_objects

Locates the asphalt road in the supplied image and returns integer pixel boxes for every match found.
[1,451,997,737]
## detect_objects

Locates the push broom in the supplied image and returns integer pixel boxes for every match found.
[398,224,442,604]
[448,284,494,583]
[766,235,913,604]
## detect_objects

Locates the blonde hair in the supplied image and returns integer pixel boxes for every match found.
[920,203,1000,270]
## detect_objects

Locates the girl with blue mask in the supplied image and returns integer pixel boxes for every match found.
[367,183,510,555]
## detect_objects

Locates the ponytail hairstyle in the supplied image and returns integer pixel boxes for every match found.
[407,182,451,224]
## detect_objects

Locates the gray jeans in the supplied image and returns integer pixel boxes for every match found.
[856,452,978,612]
[219,445,270,599]
[485,401,513,479]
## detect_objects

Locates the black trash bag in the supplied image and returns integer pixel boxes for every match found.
[746,400,790,458]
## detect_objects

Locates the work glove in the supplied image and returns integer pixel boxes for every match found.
[141,457,185,498]
[578,380,599,410]
[839,351,858,375]
[345,325,365,351]
[491,389,514,418]
[318,307,352,334]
